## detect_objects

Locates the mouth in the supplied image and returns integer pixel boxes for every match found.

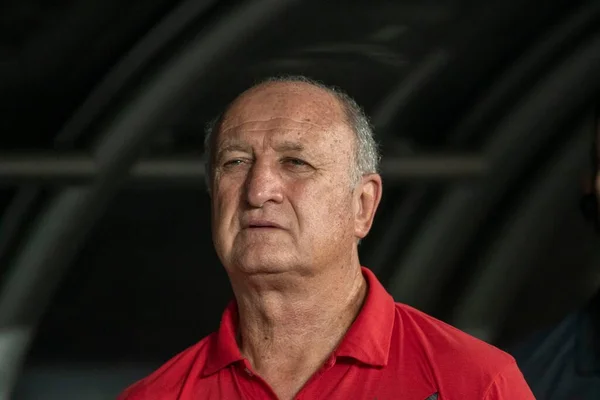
[244,220,283,230]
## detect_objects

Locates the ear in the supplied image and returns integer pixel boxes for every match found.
[353,174,383,239]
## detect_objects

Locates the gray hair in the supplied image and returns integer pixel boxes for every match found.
[203,75,380,191]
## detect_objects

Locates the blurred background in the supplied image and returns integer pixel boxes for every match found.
[1,0,600,398]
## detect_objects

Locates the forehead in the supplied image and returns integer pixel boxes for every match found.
[216,83,353,149]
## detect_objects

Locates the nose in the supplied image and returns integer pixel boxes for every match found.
[244,160,284,207]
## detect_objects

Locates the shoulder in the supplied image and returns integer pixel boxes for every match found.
[117,334,215,400]
[393,303,532,397]
[395,302,513,363]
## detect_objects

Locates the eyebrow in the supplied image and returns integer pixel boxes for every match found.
[216,140,306,158]
[215,142,252,161]
[272,141,305,152]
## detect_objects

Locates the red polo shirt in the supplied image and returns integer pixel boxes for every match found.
[118,267,534,399]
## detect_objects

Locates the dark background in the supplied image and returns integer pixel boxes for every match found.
[1,0,600,398]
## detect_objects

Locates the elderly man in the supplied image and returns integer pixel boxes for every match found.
[118,76,534,399]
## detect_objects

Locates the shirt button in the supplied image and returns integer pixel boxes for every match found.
[244,367,253,377]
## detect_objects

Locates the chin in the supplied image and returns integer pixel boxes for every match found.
[233,254,296,275]
[229,233,288,264]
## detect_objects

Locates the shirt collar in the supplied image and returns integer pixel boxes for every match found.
[201,266,395,376]
[334,267,395,367]
[201,301,243,377]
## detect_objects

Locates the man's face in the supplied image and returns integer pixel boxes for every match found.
[210,82,379,278]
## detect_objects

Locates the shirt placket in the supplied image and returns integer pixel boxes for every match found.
[293,353,337,400]
[236,360,280,400]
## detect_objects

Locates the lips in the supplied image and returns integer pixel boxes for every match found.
[242,219,284,229]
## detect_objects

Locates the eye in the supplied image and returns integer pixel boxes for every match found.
[283,157,308,167]
[222,159,246,168]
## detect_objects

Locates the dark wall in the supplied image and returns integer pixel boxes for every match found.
[27,188,231,365]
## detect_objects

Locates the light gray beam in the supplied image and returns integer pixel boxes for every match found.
[0,153,487,186]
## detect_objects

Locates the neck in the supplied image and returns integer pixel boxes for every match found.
[230,260,367,397]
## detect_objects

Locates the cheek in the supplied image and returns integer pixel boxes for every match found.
[213,186,239,230]
[297,183,353,237]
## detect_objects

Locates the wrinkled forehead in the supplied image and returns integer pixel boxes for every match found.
[220,82,346,131]
[216,82,353,149]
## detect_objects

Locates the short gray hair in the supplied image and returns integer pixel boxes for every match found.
[203,75,380,191]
